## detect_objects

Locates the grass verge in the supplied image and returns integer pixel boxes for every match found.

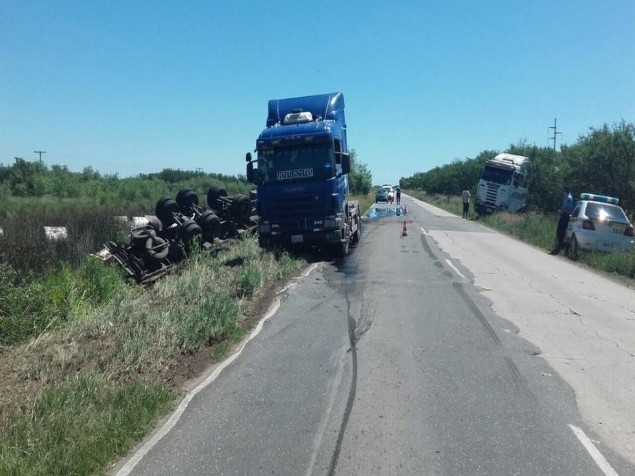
[0,233,306,474]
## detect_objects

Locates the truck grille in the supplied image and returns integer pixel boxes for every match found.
[266,193,325,232]
[485,183,500,206]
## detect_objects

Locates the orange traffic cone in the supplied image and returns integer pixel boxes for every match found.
[402,219,408,236]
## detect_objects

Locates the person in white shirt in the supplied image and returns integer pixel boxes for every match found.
[461,189,471,219]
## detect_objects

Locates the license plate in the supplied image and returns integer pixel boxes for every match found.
[291,234,303,243]
[601,241,614,249]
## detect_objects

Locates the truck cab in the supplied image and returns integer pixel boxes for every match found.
[246,92,360,256]
[475,153,530,214]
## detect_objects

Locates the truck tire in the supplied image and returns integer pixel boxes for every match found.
[351,222,360,244]
[198,210,221,240]
[230,194,252,222]
[181,219,202,244]
[176,188,199,211]
[144,236,169,261]
[207,185,228,210]
[155,197,179,226]
[131,228,153,248]
[332,227,349,258]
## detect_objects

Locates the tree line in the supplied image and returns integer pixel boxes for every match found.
[0,148,374,205]
[0,160,253,207]
[400,121,635,213]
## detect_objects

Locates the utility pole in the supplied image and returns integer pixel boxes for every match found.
[34,150,46,162]
[548,118,561,151]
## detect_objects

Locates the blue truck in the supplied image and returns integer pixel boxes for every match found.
[245,92,360,257]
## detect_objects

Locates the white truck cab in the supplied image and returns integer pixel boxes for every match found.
[475,153,530,214]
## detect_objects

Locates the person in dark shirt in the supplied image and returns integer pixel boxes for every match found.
[550,186,574,255]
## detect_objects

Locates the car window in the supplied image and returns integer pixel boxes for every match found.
[571,203,582,218]
[585,202,629,223]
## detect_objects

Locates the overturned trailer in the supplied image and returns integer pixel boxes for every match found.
[95,186,257,283]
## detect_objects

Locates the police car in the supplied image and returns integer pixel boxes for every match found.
[564,193,634,259]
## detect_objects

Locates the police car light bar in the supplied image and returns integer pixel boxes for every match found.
[580,193,619,205]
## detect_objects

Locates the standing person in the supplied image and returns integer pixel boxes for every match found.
[461,188,471,219]
[550,186,574,255]
[396,187,401,205]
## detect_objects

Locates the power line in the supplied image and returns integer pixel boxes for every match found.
[548,118,562,151]
[34,150,47,162]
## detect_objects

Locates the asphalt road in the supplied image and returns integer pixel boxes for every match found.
[115,195,635,475]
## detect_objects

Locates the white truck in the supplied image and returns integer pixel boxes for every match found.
[475,153,530,214]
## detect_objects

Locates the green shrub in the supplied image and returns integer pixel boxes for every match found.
[235,266,262,298]
[174,291,241,353]
[78,257,124,306]
[0,263,52,345]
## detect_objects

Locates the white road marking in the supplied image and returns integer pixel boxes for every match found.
[420,227,428,235]
[116,263,320,475]
[568,424,619,476]
[303,262,320,277]
[445,259,467,280]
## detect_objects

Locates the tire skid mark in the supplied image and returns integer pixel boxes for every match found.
[453,281,501,346]
[453,282,529,387]
[327,277,358,476]
[504,355,524,386]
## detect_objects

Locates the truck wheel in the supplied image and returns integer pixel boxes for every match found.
[198,210,221,240]
[351,226,360,244]
[333,231,349,258]
[155,197,179,226]
[176,188,199,211]
[207,185,228,210]
[181,219,202,244]
[230,194,252,222]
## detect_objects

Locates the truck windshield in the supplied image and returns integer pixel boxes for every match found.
[481,166,513,185]
[258,144,334,183]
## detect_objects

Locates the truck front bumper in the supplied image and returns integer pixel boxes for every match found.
[259,229,343,247]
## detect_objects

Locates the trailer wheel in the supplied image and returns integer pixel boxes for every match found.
[207,185,228,210]
[198,210,221,240]
[155,197,179,225]
[144,236,169,261]
[230,194,252,222]
[181,219,202,244]
[176,188,199,211]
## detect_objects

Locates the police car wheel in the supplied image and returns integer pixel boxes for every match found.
[569,235,579,260]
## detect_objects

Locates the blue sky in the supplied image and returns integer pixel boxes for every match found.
[1,1,633,186]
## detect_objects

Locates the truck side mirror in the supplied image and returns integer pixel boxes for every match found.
[341,153,351,174]
[246,152,252,163]
[246,161,259,184]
